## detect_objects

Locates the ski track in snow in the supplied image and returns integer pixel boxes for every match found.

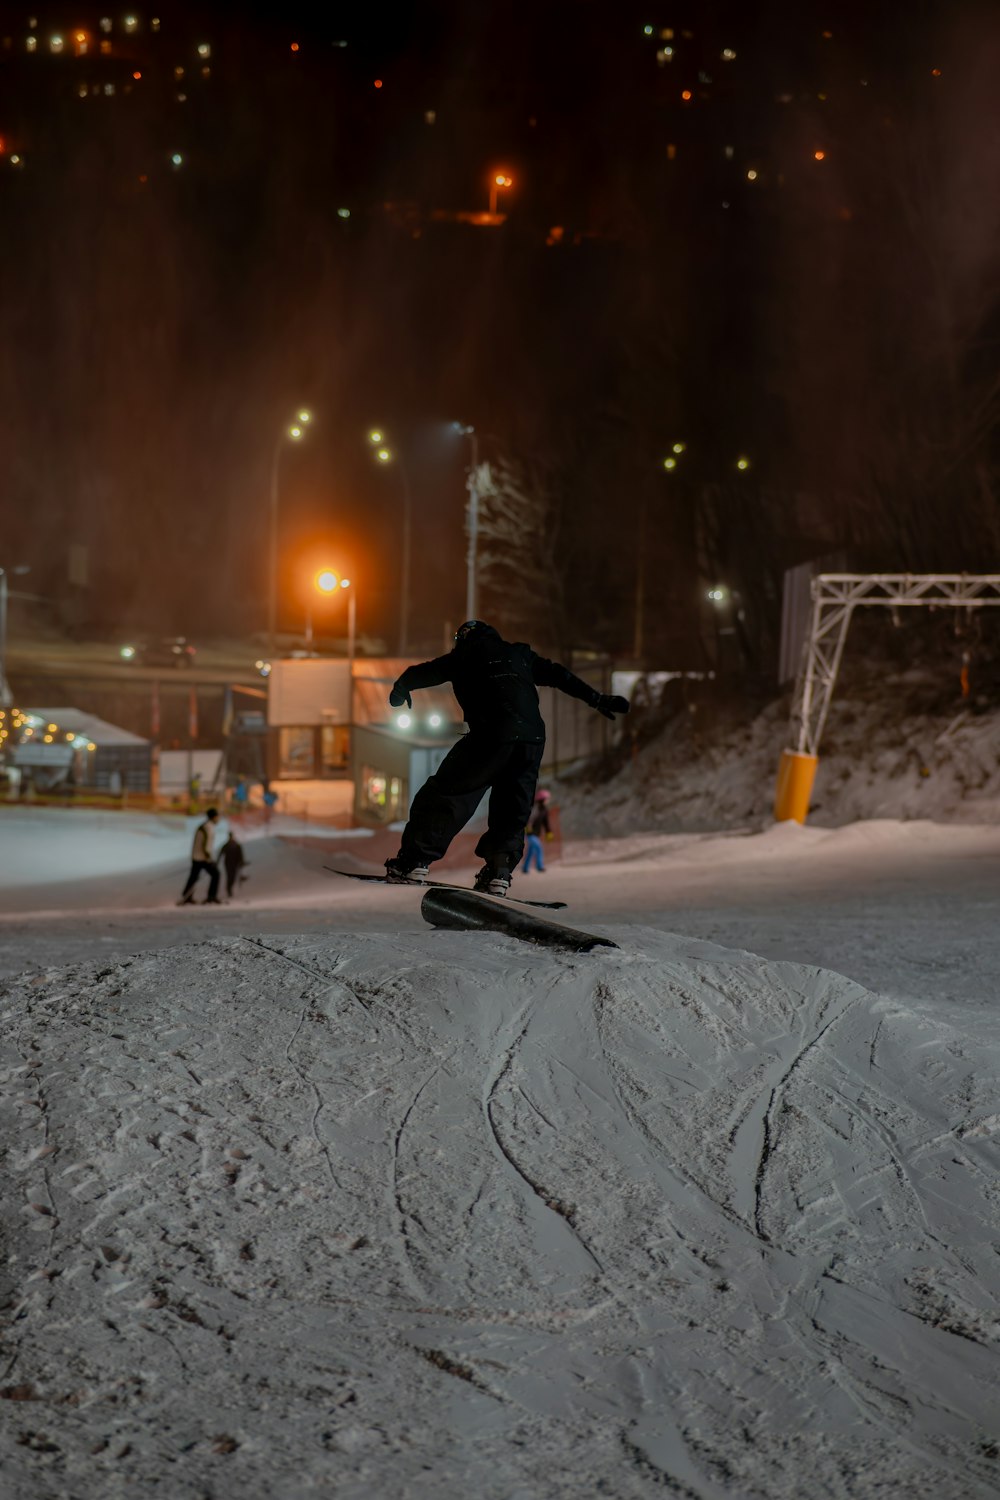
[1,928,999,1499]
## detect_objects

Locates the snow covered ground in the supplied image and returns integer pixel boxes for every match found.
[558,666,1000,837]
[2,813,1000,1497]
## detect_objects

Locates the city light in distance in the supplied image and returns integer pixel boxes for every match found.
[746,168,758,180]
[368,430,383,444]
[374,78,383,89]
[377,447,391,463]
[663,456,677,470]
[396,713,412,729]
[297,409,311,424]
[289,425,302,439]
[814,149,826,160]
[337,207,350,218]
[721,47,736,60]
[315,570,339,593]
[672,441,686,454]
[681,89,692,101]
[171,152,183,166]
[429,714,442,728]
[643,24,653,35]
[707,587,726,602]
[736,456,751,470]
[291,42,300,52]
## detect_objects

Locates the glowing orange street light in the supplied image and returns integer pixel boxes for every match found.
[306,570,355,661]
[814,149,826,161]
[489,170,513,215]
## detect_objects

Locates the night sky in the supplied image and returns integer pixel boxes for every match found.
[1,0,996,666]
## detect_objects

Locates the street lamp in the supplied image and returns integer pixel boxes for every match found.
[0,564,30,707]
[308,568,356,666]
[452,422,480,619]
[367,429,412,654]
[489,170,513,216]
[268,409,312,656]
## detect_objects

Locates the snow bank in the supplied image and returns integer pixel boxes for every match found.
[2,926,998,1498]
[559,671,1000,837]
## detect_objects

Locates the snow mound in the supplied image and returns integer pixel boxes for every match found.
[2,928,998,1498]
[560,676,1000,836]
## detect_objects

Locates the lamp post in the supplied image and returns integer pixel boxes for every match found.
[0,564,30,707]
[488,171,513,216]
[367,430,412,654]
[452,422,480,620]
[313,569,356,669]
[268,409,312,658]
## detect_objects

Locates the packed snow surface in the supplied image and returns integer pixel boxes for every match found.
[3,920,999,1498]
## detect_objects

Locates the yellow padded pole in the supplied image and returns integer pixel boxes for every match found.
[774,749,818,823]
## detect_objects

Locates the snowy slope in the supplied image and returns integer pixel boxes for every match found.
[559,671,1000,837]
[3,926,999,1499]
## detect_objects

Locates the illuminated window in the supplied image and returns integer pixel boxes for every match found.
[152,17,160,31]
[26,35,36,51]
[104,82,114,95]
[721,47,736,60]
[197,42,210,58]
[746,168,758,180]
[50,34,64,53]
[124,15,138,33]
[99,16,111,32]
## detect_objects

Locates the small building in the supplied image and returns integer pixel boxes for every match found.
[10,708,153,792]
[351,722,472,828]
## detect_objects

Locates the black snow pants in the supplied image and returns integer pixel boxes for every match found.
[398,734,544,869]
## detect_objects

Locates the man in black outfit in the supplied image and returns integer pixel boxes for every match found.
[385,620,629,896]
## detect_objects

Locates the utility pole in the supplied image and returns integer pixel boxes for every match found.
[0,565,30,707]
[465,429,480,621]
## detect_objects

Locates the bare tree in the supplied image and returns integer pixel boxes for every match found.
[474,455,564,644]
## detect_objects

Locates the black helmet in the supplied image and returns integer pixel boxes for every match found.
[454,619,493,644]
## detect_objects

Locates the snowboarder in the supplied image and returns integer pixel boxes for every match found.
[384,621,629,896]
[177,807,222,905]
[220,831,247,899]
[522,788,552,874]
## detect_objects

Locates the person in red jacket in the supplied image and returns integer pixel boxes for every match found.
[385,621,628,896]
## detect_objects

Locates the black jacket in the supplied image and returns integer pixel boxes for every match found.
[393,630,599,743]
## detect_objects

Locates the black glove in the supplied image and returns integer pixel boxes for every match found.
[594,694,630,721]
[389,685,412,709]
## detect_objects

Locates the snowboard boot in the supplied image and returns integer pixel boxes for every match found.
[384,856,430,884]
[474,860,513,898]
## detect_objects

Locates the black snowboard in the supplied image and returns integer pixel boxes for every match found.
[325,867,567,910]
[421,887,617,953]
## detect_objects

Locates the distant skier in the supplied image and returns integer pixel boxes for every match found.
[220,831,247,899]
[384,621,629,896]
[177,807,222,905]
[522,788,552,874]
